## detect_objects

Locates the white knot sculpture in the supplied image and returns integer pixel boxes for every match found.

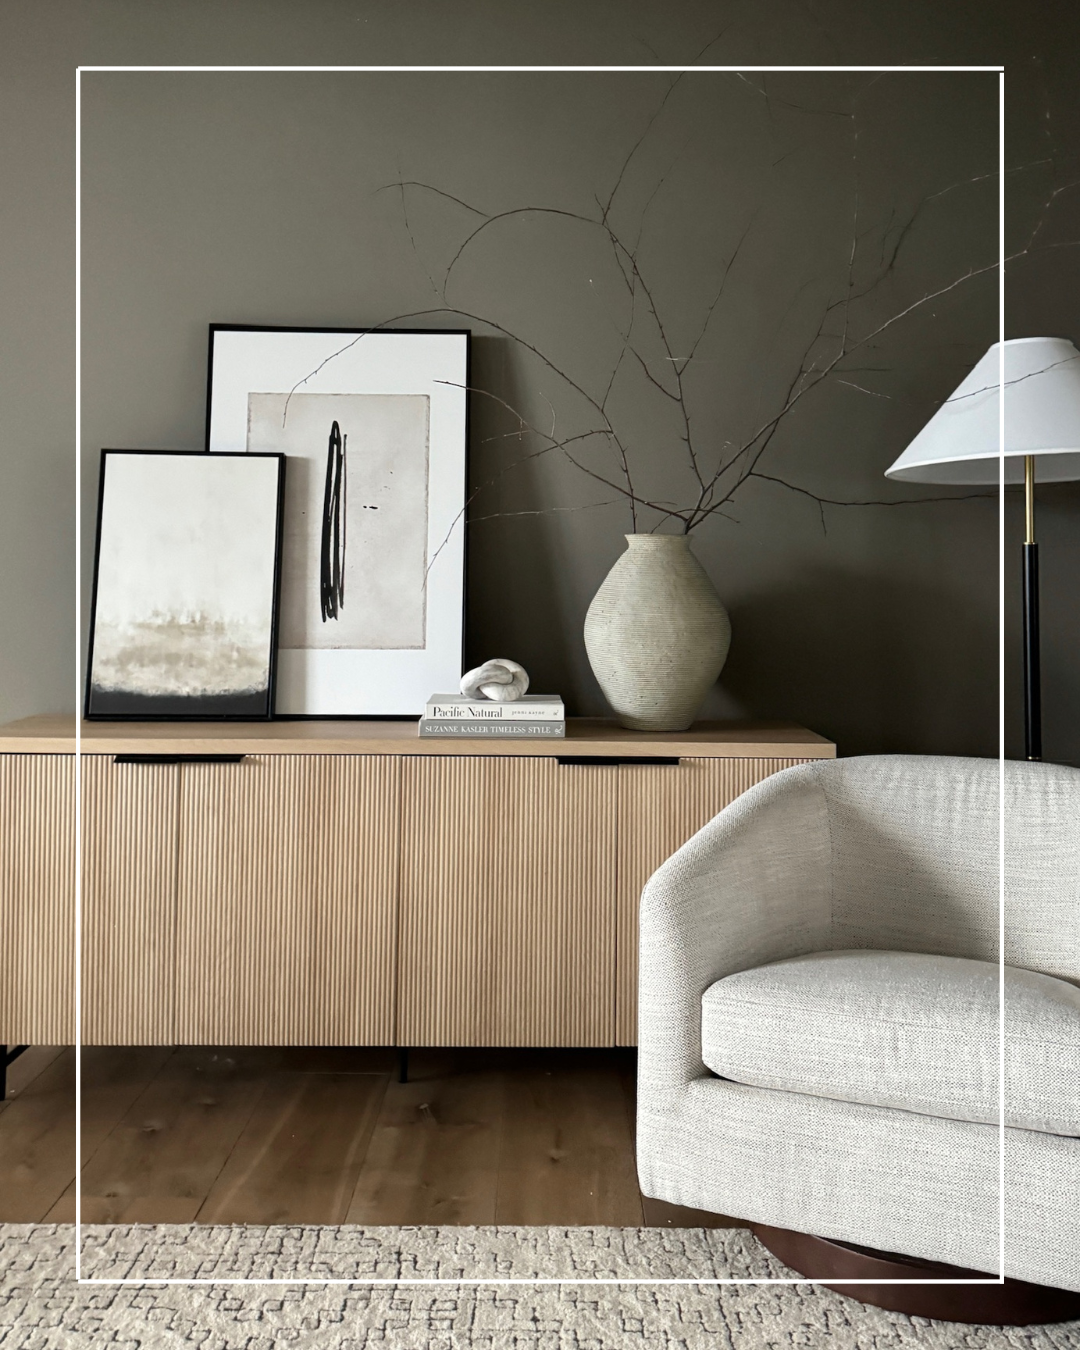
[460,659,530,702]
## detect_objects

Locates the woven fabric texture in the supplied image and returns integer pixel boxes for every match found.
[637,755,1080,1294]
[2,1225,1078,1349]
[700,949,1080,1135]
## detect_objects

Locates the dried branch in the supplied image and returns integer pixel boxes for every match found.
[397,169,443,303]
[601,73,683,223]
[732,69,852,119]
[1023,177,1080,253]
[749,471,995,538]
[628,343,681,402]
[441,206,598,295]
[681,211,759,370]
[468,501,621,523]
[685,258,1002,531]
[389,171,719,503]
[380,181,488,218]
[836,378,892,399]
[604,218,706,490]
[366,73,1052,544]
[426,381,695,558]
[943,353,1080,404]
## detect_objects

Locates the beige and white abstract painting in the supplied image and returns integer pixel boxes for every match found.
[246,392,430,652]
[86,452,283,717]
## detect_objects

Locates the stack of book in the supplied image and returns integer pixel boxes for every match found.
[418,694,565,737]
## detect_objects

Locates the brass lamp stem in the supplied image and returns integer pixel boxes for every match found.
[1025,454,1036,545]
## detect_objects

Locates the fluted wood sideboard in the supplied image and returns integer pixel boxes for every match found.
[0,716,834,1048]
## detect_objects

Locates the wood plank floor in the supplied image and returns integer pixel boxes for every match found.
[0,1046,738,1228]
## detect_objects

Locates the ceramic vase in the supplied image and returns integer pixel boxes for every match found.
[584,533,731,732]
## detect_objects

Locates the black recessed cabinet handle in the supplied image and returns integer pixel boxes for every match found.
[555,756,682,767]
[113,754,247,765]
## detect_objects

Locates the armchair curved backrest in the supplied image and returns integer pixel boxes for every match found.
[816,756,1079,982]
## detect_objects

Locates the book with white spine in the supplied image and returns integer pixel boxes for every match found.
[424,694,564,721]
[418,718,566,738]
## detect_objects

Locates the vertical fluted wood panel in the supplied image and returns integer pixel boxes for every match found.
[80,757,181,1045]
[398,757,618,1047]
[0,755,74,1043]
[615,757,810,1045]
[175,756,400,1046]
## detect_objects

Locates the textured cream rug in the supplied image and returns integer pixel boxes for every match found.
[1,1224,1078,1348]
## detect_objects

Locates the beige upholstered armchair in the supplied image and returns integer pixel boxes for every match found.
[636,756,1080,1305]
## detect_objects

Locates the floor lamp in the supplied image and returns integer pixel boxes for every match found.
[885,336,1080,762]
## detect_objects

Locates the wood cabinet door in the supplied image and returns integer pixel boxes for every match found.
[0,754,74,1044]
[174,755,400,1045]
[81,756,180,1045]
[398,756,618,1047]
[615,756,809,1045]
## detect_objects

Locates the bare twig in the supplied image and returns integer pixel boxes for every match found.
[686,258,1001,530]
[377,180,488,217]
[369,72,1053,546]
[732,69,851,119]
[681,211,759,369]
[428,381,693,547]
[601,74,683,222]
[749,471,995,537]
[836,378,892,399]
[397,168,443,302]
[628,344,681,402]
[468,501,621,522]
[441,206,599,295]
[941,353,1080,404]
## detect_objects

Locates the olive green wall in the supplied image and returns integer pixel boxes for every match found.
[1,1,1076,761]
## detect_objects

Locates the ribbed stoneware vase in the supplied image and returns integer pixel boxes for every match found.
[584,533,732,732]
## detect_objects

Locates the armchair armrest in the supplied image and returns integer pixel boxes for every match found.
[637,764,833,1096]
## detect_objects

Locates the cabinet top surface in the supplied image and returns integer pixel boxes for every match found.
[0,714,835,758]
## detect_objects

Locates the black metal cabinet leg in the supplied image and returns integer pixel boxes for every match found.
[1,1045,29,1100]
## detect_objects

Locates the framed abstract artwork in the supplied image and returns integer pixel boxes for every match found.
[206,325,469,717]
[85,449,285,720]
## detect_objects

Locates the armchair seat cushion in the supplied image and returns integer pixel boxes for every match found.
[700,949,1080,1136]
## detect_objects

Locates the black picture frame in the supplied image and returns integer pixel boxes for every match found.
[205,325,470,719]
[85,449,286,721]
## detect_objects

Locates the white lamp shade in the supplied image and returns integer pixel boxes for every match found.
[885,337,1080,485]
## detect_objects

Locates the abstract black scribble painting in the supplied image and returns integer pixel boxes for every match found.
[320,419,347,623]
[207,327,467,716]
[246,392,429,652]
[85,451,284,719]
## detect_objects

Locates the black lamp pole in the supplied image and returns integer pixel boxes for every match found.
[1022,454,1041,761]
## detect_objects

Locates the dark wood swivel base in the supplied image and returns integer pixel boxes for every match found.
[750,1223,1080,1326]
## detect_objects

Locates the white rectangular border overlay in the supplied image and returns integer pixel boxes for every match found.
[73,63,1004,1285]
[208,327,467,715]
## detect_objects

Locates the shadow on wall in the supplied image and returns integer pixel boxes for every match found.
[463,335,574,693]
[715,564,996,758]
